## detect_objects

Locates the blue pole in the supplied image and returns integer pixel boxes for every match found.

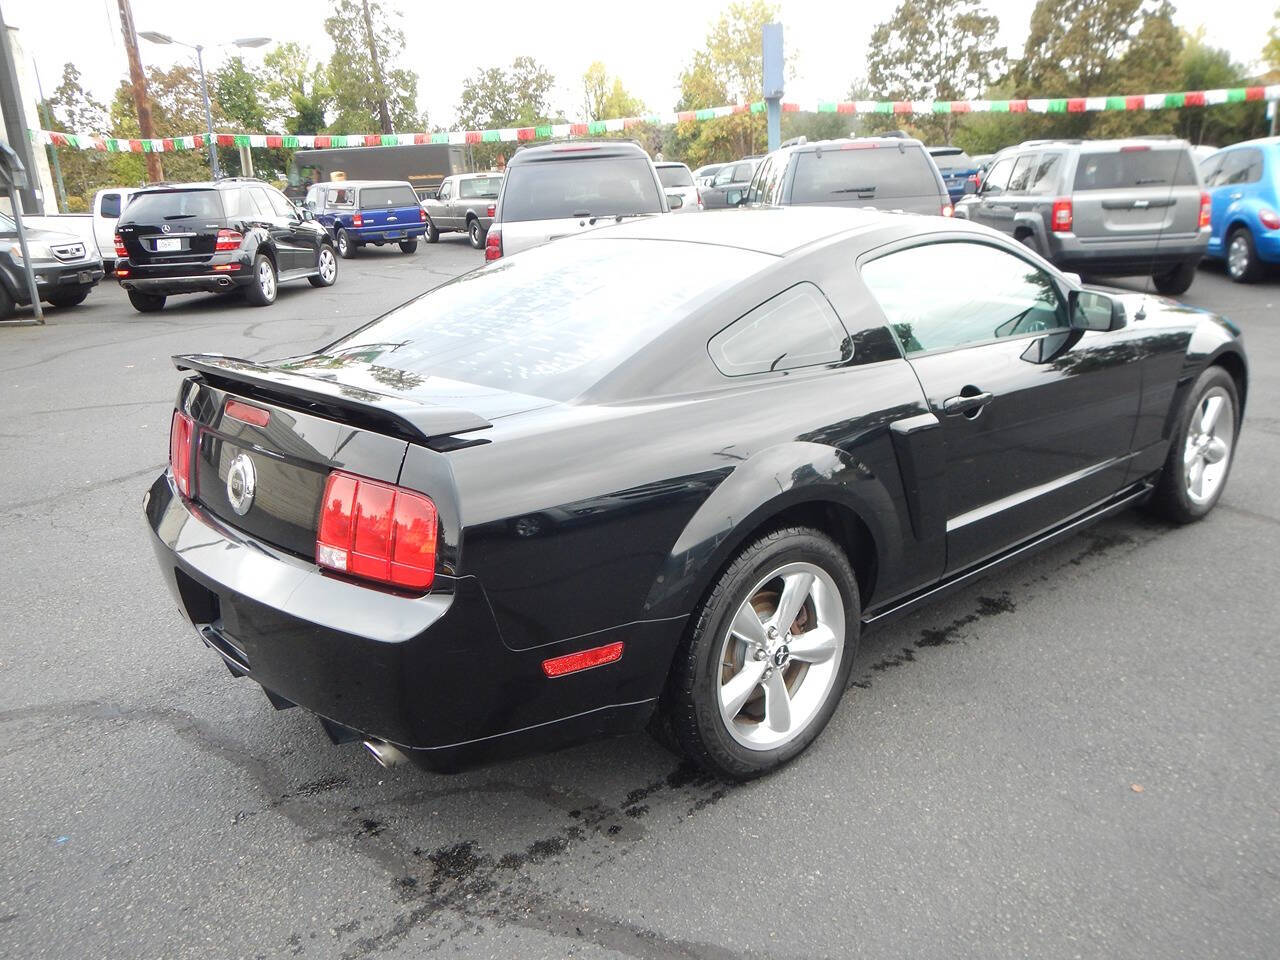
[767,100,781,152]
[762,24,784,153]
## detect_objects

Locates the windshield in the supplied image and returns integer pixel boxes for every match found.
[499,157,663,222]
[303,238,770,400]
[1073,149,1197,190]
[930,151,974,173]
[459,176,502,199]
[790,147,940,201]
[360,185,419,207]
[119,190,223,223]
[658,166,694,188]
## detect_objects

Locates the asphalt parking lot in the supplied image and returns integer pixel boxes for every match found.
[2,231,1278,959]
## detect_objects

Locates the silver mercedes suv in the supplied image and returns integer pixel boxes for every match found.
[956,138,1210,294]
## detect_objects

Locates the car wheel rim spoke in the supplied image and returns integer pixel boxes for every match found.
[1184,387,1233,506]
[716,560,845,751]
[1200,395,1223,433]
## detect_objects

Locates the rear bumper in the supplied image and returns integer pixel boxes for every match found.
[0,258,102,302]
[1048,232,1209,275]
[352,225,428,243]
[119,254,253,295]
[121,274,251,294]
[144,473,669,771]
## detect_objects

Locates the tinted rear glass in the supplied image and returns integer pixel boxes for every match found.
[1073,149,1197,190]
[120,190,223,223]
[313,239,771,400]
[658,166,695,188]
[500,156,663,222]
[360,185,419,207]
[790,147,940,202]
[459,176,502,199]
[930,151,973,173]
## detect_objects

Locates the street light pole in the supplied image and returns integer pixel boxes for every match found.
[194,44,220,178]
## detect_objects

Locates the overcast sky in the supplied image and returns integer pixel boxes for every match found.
[7,0,1273,132]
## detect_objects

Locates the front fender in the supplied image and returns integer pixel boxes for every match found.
[641,440,908,621]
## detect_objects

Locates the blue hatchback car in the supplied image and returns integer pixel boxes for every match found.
[1200,137,1280,282]
[928,146,980,203]
[301,180,428,259]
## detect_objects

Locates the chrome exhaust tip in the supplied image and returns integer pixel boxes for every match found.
[217,277,232,288]
[362,739,408,768]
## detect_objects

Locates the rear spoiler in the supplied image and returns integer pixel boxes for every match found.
[173,354,492,445]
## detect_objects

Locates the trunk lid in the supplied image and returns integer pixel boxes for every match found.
[1071,146,1202,240]
[116,188,224,264]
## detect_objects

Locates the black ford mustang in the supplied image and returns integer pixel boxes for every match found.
[146,208,1246,780]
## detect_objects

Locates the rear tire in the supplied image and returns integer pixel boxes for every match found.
[659,526,859,781]
[336,228,356,259]
[1225,227,1263,283]
[1153,260,1197,295]
[0,284,14,319]
[425,219,439,243]
[468,218,484,250]
[244,254,277,307]
[127,290,165,313]
[47,286,91,308]
[309,244,338,287]
[1146,365,1239,523]
[398,239,418,254]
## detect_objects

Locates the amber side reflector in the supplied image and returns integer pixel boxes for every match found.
[542,641,624,678]
[225,399,270,427]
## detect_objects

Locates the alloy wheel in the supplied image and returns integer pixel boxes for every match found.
[1184,386,1234,507]
[470,220,482,247]
[1227,234,1249,280]
[318,248,336,283]
[716,562,845,751]
[258,259,276,300]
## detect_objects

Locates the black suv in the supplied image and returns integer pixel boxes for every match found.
[741,136,952,217]
[115,179,337,313]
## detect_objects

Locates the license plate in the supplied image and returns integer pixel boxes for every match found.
[77,271,93,283]
[156,237,181,252]
[385,231,403,238]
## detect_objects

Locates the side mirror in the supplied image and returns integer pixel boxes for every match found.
[1069,289,1125,332]
[667,194,683,210]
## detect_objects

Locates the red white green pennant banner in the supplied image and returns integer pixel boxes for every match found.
[28,84,1280,153]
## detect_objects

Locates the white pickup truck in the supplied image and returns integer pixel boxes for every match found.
[22,187,140,272]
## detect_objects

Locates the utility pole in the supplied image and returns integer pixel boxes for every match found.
[0,4,42,213]
[116,0,163,182]
[32,63,66,212]
[762,23,784,153]
[360,0,393,134]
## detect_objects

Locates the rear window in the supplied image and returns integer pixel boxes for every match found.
[119,190,223,223]
[360,185,419,208]
[930,150,973,173]
[459,176,502,199]
[790,146,941,202]
[1073,148,1197,190]
[310,239,771,400]
[99,193,122,218]
[499,156,663,222]
[658,166,694,188]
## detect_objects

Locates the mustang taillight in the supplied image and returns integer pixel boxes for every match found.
[214,229,243,252]
[1051,197,1073,233]
[113,234,128,258]
[169,410,195,498]
[484,226,502,261]
[316,471,438,591]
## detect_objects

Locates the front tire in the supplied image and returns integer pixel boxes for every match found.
[309,245,338,287]
[47,286,92,308]
[1153,260,1197,295]
[126,290,165,313]
[398,239,418,254]
[1225,227,1263,283]
[660,526,859,781]
[425,219,439,243]
[336,228,356,259]
[244,254,277,307]
[1146,365,1239,523]
[468,218,485,249]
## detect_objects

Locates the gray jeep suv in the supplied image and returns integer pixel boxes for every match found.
[956,138,1210,294]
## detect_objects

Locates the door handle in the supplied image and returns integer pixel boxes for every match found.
[942,391,993,416]
[1228,192,1242,201]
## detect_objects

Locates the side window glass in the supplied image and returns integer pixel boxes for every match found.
[1007,154,1035,193]
[981,158,1013,194]
[267,188,296,218]
[1222,148,1263,185]
[1199,152,1224,187]
[1027,154,1062,195]
[440,181,453,201]
[713,166,734,187]
[246,187,274,217]
[329,188,353,207]
[746,158,770,203]
[100,194,121,218]
[861,241,1066,355]
[709,282,851,376]
[221,189,247,219]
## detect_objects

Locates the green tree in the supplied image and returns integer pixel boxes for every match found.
[324,0,423,133]
[41,64,113,210]
[111,64,222,184]
[262,43,330,134]
[456,56,559,130]
[864,0,1004,143]
[1172,31,1267,145]
[581,62,645,120]
[1266,7,1280,71]
[213,56,287,178]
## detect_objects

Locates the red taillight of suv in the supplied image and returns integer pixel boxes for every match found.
[1051,198,1073,233]
[486,204,496,218]
[940,203,954,217]
[1260,208,1280,230]
[169,410,195,498]
[1199,192,1212,229]
[419,207,427,222]
[113,234,128,258]
[352,213,364,228]
[484,226,502,261]
[214,229,243,252]
[316,471,438,592]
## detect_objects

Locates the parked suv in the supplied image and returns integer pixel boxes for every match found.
[955,138,1210,294]
[1199,136,1280,283]
[0,211,103,317]
[420,172,503,249]
[302,179,426,258]
[116,179,337,312]
[655,161,701,213]
[700,157,759,209]
[741,136,952,217]
[486,140,667,260]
